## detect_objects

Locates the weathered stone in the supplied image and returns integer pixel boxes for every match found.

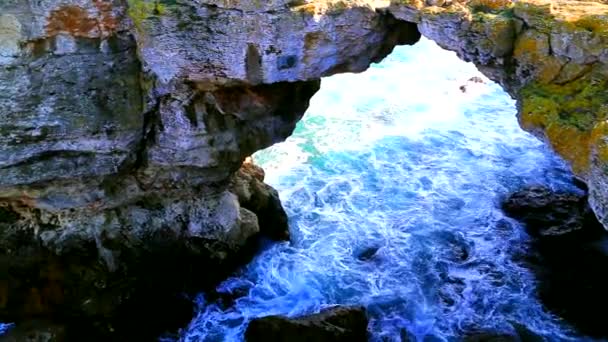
[0,321,65,342]
[501,186,592,238]
[0,186,262,338]
[2,0,608,339]
[503,186,608,338]
[0,15,22,66]
[245,306,368,342]
[386,0,608,229]
[142,81,321,188]
[134,0,420,86]
[230,159,290,240]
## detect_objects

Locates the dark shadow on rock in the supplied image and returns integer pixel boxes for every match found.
[245,305,368,342]
[0,321,65,342]
[0,162,290,341]
[460,321,546,342]
[502,185,608,338]
[0,220,265,341]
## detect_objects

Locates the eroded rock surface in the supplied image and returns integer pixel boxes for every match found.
[501,186,594,238]
[245,305,369,342]
[0,160,290,339]
[1,0,608,338]
[502,186,608,337]
[230,159,290,240]
[0,0,419,335]
[386,0,608,227]
[132,0,608,230]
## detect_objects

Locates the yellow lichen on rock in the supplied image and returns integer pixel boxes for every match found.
[127,0,167,30]
[591,121,608,165]
[575,14,608,36]
[468,0,512,12]
[520,73,608,174]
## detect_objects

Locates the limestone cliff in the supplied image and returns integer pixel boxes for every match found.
[388,0,608,229]
[1,0,607,337]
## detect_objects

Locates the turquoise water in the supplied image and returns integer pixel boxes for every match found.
[182,38,585,341]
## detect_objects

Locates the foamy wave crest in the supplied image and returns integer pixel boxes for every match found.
[180,37,585,341]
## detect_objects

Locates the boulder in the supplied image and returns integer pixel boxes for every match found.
[245,306,368,342]
[355,246,380,261]
[501,186,596,238]
[229,159,289,241]
[0,160,286,340]
[502,186,608,338]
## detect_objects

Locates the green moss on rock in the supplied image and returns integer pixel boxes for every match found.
[127,0,169,30]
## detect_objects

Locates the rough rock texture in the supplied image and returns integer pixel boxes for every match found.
[0,321,65,342]
[2,0,608,338]
[245,306,368,342]
[501,186,595,238]
[0,0,420,335]
[386,0,608,227]
[230,159,290,241]
[0,160,289,339]
[502,186,608,337]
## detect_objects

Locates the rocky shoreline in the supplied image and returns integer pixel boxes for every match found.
[0,160,289,340]
[2,0,608,340]
[502,185,608,338]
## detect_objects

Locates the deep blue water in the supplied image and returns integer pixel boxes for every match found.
[181,38,587,341]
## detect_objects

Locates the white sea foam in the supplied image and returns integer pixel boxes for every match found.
[180,38,586,342]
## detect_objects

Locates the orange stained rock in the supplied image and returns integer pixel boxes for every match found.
[468,0,512,10]
[45,1,119,39]
[546,124,592,175]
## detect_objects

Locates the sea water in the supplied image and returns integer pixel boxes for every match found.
[181,37,587,341]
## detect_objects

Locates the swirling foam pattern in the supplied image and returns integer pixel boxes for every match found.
[180,38,590,341]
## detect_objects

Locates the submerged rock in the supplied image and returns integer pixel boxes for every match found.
[461,322,546,341]
[355,246,381,261]
[245,306,368,342]
[463,332,539,342]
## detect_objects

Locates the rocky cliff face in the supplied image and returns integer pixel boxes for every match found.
[388,0,608,229]
[0,0,607,338]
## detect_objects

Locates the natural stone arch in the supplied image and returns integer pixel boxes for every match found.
[1,0,608,338]
[128,0,608,228]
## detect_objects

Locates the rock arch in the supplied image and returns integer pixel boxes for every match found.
[1,0,607,338]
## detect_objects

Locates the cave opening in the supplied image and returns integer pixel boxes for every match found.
[179,38,586,341]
